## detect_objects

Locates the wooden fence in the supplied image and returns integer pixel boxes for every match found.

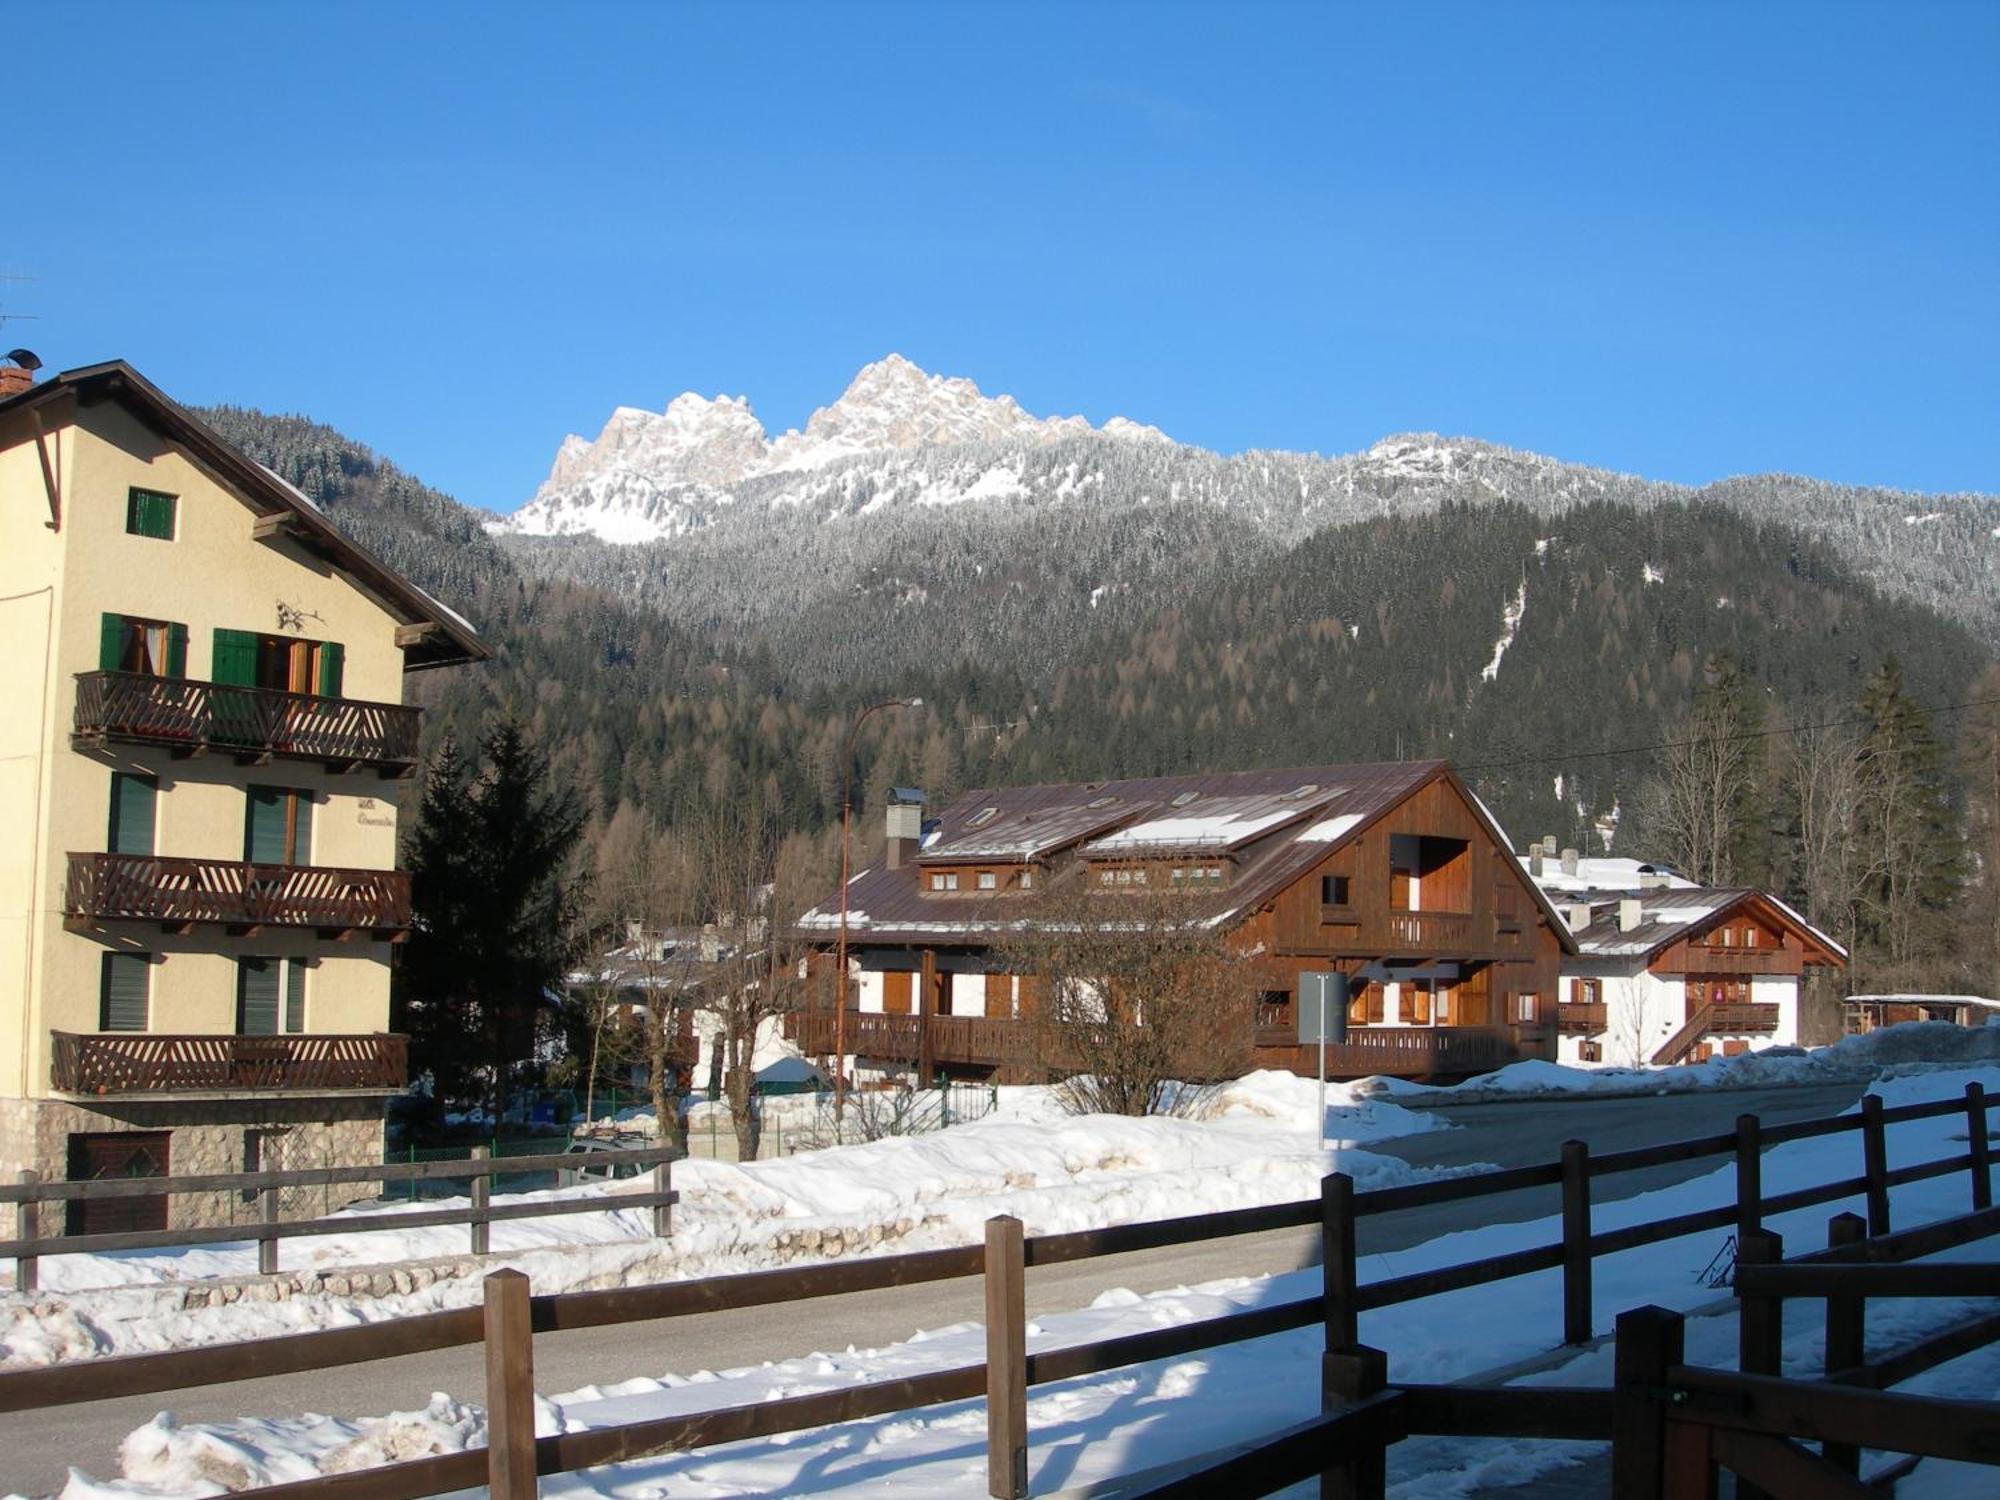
[0,1084,1990,1499]
[2,1146,678,1291]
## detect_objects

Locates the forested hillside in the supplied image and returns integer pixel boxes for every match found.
[197,403,1999,992]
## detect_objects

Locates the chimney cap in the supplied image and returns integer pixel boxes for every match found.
[888,786,926,806]
[3,349,41,371]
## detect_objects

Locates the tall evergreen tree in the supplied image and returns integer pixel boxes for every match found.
[1854,659,1964,985]
[396,722,588,1104]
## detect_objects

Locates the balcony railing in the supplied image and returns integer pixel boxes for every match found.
[1683,947,1791,974]
[52,1031,408,1094]
[1558,1002,1608,1034]
[1707,1002,1781,1033]
[1385,910,1474,950]
[74,670,420,776]
[66,853,412,935]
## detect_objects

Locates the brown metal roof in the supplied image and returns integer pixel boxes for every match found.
[802,759,1475,943]
[0,361,487,670]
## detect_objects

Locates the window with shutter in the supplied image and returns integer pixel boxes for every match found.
[285,962,306,1033]
[99,953,150,1032]
[101,614,180,676]
[238,958,280,1035]
[211,629,260,687]
[125,488,177,540]
[107,773,158,856]
[245,786,312,865]
[317,641,344,697]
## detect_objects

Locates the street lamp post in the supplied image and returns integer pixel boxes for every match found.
[833,696,922,1123]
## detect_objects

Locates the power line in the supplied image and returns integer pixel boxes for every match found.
[1454,692,2000,776]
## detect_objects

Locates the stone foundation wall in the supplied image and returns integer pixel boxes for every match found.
[0,1094,387,1228]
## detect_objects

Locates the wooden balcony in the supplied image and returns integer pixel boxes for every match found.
[52,1031,408,1095]
[1707,1002,1781,1033]
[65,853,412,938]
[1557,1002,1608,1035]
[73,670,420,777]
[1682,947,1792,975]
[791,1008,1540,1080]
[1385,910,1474,950]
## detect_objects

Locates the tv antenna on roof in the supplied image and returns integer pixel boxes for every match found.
[0,271,41,332]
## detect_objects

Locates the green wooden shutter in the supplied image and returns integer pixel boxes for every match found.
[108,773,158,856]
[317,641,344,698]
[166,623,188,678]
[126,489,176,540]
[238,958,279,1035]
[294,792,312,866]
[100,953,151,1032]
[245,786,284,864]
[211,628,259,687]
[284,961,306,1034]
[100,613,127,671]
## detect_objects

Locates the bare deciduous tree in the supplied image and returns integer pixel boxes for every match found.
[993,880,1256,1117]
[1632,661,1761,885]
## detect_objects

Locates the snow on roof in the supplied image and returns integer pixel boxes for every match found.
[1295,812,1365,843]
[1080,792,1326,854]
[1530,857,1696,895]
[1847,993,2000,1010]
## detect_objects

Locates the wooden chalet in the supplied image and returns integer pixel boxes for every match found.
[791,759,1573,1083]
[1538,866,1847,1067]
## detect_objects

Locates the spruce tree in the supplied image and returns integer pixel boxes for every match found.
[396,722,587,1107]
[1855,658,1964,985]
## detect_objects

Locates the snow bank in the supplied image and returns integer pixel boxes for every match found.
[51,1066,2000,1500]
[0,1078,1442,1369]
[1366,1020,2000,1105]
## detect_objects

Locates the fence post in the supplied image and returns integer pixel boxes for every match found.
[1822,1212,1867,1476]
[258,1182,281,1276]
[651,1158,673,1239]
[984,1214,1027,1500]
[1732,1227,1783,1500]
[1969,1082,1991,1211]
[1861,1093,1890,1236]
[1734,1113,1762,1237]
[482,1269,538,1500]
[1611,1305,1684,1500]
[13,1170,38,1293]
[1321,1343,1388,1500]
[1321,1172,1358,1351]
[1560,1140,1592,1344]
[470,1144,492,1257]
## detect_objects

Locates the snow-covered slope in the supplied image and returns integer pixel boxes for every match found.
[506,354,1172,541]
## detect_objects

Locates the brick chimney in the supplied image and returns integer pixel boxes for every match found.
[0,365,34,399]
[885,787,925,870]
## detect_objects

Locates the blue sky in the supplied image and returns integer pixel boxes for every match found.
[13,1,1996,509]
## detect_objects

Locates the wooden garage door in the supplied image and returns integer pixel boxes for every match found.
[65,1131,171,1236]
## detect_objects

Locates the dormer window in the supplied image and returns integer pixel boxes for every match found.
[929,872,960,892]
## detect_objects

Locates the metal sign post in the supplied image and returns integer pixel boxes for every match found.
[1298,972,1350,1155]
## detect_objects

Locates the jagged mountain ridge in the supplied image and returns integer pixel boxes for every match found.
[194,400,1994,869]
[500,357,2000,647]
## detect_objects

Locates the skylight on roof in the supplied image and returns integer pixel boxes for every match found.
[1170,790,1201,807]
[964,807,999,829]
[1284,784,1320,800]
[1087,795,1121,809]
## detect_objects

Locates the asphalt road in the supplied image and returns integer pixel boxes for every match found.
[0,1081,1863,1495]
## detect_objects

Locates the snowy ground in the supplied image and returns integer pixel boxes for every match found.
[1366,1019,2000,1106]
[0,1073,1443,1367]
[36,1059,2000,1499]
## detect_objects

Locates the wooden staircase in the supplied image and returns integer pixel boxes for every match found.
[1651,1004,1715,1067]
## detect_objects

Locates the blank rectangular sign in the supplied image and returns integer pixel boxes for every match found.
[1299,972,1350,1044]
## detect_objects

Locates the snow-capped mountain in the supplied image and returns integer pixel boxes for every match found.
[506,355,1171,542]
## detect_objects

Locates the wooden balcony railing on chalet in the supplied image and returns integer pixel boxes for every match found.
[73,670,421,776]
[1385,909,1473,950]
[1557,1002,1608,1034]
[51,1031,408,1095]
[1683,945,1793,974]
[1651,1001,1783,1066]
[65,853,412,937]
[793,1008,1533,1080]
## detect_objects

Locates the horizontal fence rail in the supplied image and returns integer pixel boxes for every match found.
[65,853,413,933]
[73,670,420,774]
[4,1146,678,1290]
[1,1081,1992,1500]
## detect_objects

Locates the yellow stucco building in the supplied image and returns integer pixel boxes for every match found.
[0,358,484,1230]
